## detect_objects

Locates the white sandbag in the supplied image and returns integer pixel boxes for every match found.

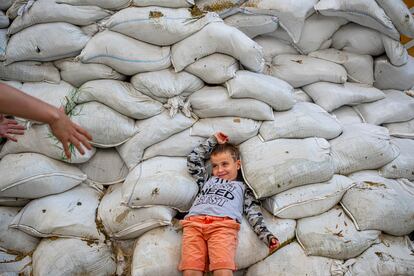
[246,242,343,276]
[79,30,171,75]
[0,0,13,10]
[6,22,90,64]
[0,197,29,207]
[0,80,22,89]
[309,48,374,85]
[80,23,100,36]
[117,111,195,169]
[297,206,381,259]
[383,119,414,138]
[122,157,198,211]
[0,207,39,254]
[132,0,194,8]
[0,11,9,28]
[315,0,400,40]
[379,138,414,180]
[172,22,265,72]
[20,81,73,110]
[143,129,205,160]
[254,35,298,63]
[196,0,244,18]
[77,79,164,119]
[236,210,296,269]
[342,235,414,276]
[7,0,111,35]
[330,123,399,175]
[226,70,295,111]
[381,34,409,66]
[79,148,128,185]
[189,86,274,121]
[332,23,385,56]
[240,0,318,43]
[224,13,278,38]
[259,102,342,141]
[56,0,130,10]
[106,7,220,46]
[269,54,347,88]
[98,184,176,239]
[131,68,204,103]
[54,59,126,87]
[330,106,363,125]
[0,251,32,275]
[190,117,260,145]
[240,136,334,198]
[354,90,414,125]
[184,53,239,84]
[0,28,7,60]
[342,170,414,236]
[131,224,182,276]
[374,55,414,90]
[71,101,138,148]
[376,0,414,38]
[293,14,348,54]
[0,61,60,83]
[10,185,103,240]
[264,175,354,219]
[0,124,96,164]
[293,88,313,103]
[302,82,386,112]
[0,153,86,199]
[32,238,116,276]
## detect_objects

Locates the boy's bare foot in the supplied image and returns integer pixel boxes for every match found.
[214,132,229,144]
[269,237,280,254]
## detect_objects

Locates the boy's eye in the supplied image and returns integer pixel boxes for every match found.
[212,164,218,168]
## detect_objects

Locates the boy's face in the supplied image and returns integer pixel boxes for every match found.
[210,151,241,181]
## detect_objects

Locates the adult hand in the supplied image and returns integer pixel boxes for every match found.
[214,132,229,144]
[49,107,93,159]
[269,237,280,254]
[0,114,25,142]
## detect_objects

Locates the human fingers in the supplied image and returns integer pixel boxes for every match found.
[74,124,92,148]
[8,123,26,130]
[62,139,71,160]
[69,134,85,155]
[4,134,18,142]
[74,131,92,152]
[7,129,25,135]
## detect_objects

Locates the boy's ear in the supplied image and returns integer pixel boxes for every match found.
[236,159,241,170]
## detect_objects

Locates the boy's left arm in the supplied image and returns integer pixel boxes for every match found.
[244,187,279,248]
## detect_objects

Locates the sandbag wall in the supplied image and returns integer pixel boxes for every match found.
[1,0,414,275]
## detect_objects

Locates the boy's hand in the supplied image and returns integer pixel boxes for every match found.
[49,107,93,159]
[269,237,280,254]
[0,114,25,142]
[214,132,229,144]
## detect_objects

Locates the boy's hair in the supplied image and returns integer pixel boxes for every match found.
[211,143,240,161]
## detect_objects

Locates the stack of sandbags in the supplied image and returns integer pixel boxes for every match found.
[1,0,414,275]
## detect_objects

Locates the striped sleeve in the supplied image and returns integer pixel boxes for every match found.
[186,135,217,191]
[244,186,277,246]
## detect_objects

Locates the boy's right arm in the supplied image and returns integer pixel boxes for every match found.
[187,135,218,191]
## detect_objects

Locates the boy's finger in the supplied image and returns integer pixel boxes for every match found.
[71,137,85,155]
[5,134,18,142]
[75,124,92,141]
[9,124,25,130]
[7,129,25,135]
[74,132,92,151]
[63,141,71,160]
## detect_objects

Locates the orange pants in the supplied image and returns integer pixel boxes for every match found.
[179,215,240,272]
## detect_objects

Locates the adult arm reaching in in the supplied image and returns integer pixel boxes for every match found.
[0,83,92,159]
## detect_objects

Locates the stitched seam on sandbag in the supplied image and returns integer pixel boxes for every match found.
[113,220,171,238]
[82,53,171,64]
[8,224,97,240]
[2,173,86,191]
[275,183,356,216]
[110,17,191,28]
[321,10,394,30]
[339,201,360,231]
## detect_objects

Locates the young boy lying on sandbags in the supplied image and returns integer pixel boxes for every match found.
[179,132,279,276]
